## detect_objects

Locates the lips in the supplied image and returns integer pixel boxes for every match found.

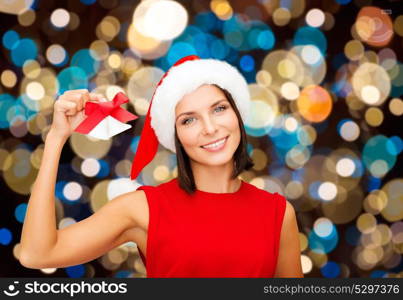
[200,136,229,148]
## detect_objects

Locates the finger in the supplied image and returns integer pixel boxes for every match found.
[81,92,90,110]
[65,102,77,115]
[61,93,86,111]
[55,101,77,115]
[89,93,108,102]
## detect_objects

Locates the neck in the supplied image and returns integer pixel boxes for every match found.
[190,159,241,193]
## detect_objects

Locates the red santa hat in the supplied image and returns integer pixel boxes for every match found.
[130,55,251,180]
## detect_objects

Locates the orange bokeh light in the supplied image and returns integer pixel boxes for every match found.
[355,6,393,47]
[297,85,332,122]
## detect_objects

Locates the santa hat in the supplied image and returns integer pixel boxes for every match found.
[130,55,251,180]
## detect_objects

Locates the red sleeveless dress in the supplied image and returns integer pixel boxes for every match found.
[136,177,286,278]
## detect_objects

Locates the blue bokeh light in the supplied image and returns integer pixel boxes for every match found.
[308,223,339,254]
[114,270,133,278]
[0,94,15,129]
[257,29,275,50]
[388,136,402,155]
[321,261,341,278]
[57,66,88,94]
[336,0,352,4]
[192,32,212,57]
[14,203,28,223]
[65,264,85,278]
[166,42,197,66]
[370,270,387,278]
[194,11,221,33]
[96,159,110,178]
[366,175,381,192]
[362,135,398,176]
[270,124,300,151]
[0,228,13,245]
[55,180,68,202]
[293,26,327,55]
[239,55,255,72]
[2,30,20,50]
[130,136,140,153]
[70,49,100,78]
[210,38,229,59]
[10,38,38,67]
[80,0,97,5]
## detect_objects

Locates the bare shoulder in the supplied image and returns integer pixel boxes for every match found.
[284,200,296,220]
[115,189,147,207]
[273,192,294,218]
[271,194,296,230]
[115,189,149,231]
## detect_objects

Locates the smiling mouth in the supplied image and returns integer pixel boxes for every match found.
[200,136,229,149]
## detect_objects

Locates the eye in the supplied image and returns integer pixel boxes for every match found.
[215,105,227,112]
[181,117,194,125]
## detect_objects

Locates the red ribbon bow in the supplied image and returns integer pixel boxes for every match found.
[74,92,138,134]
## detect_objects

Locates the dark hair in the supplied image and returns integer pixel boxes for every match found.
[174,84,254,195]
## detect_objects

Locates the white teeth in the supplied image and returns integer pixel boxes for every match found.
[202,137,226,149]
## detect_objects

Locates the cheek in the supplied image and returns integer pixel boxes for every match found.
[177,127,199,147]
[226,113,241,145]
[226,111,240,131]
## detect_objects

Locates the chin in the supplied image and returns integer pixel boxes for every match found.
[193,157,233,168]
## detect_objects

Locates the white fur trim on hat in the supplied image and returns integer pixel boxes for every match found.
[150,58,250,153]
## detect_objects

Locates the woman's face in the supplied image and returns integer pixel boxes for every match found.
[175,84,240,167]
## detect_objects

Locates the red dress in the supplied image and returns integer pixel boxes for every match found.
[136,177,286,278]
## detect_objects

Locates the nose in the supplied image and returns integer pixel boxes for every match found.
[202,115,218,135]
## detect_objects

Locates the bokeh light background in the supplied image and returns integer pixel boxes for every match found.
[0,0,402,278]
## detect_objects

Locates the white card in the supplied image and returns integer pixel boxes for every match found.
[87,116,132,140]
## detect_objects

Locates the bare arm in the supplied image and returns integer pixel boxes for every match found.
[274,200,304,278]
[40,191,140,268]
[19,89,143,269]
[19,130,66,266]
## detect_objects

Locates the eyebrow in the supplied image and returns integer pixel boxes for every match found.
[176,99,228,122]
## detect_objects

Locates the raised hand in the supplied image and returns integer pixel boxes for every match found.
[50,89,106,140]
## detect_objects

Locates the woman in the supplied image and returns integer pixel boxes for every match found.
[19,55,303,278]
